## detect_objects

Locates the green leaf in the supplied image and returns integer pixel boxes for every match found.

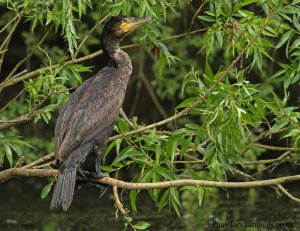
[170,196,181,217]
[269,120,289,133]
[205,59,214,80]
[197,187,204,206]
[130,190,137,214]
[117,118,130,133]
[176,97,198,110]
[158,189,169,213]
[218,153,233,171]
[4,144,13,167]
[282,129,300,138]
[41,183,52,199]
[198,15,215,22]
[165,139,177,162]
[170,187,181,207]
[276,31,293,49]
[133,221,151,230]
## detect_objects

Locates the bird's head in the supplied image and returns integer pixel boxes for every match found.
[103,15,152,40]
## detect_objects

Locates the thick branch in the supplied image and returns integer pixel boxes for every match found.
[1,168,300,189]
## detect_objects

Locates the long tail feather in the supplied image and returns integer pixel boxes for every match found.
[50,166,77,211]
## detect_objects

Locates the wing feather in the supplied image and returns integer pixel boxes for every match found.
[55,69,126,162]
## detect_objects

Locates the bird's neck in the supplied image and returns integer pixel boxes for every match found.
[101,36,132,76]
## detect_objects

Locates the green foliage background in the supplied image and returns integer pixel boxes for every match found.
[0,0,300,229]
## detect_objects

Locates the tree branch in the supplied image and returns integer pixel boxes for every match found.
[0,14,22,74]
[0,28,207,90]
[253,143,296,151]
[140,73,168,119]
[113,186,129,216]
[242,151,292,165]
[5,26,53,80]
[120,108,135,129]
[22,152,55,169]
[189,1,205,31]
[74,14,111,58]
[277,184,300,204]
[0,12,23,35]
[234,168,300,204]
[0,89,25,113]
[1,168,300,189]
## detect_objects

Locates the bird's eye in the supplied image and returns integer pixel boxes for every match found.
[124,17,133,23]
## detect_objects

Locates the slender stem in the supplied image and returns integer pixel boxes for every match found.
[74,14,111,58]
[277,184,300,204]
[0,15,22,74]
[0,106,53,130]
[0,87,74,130]
[234,168,300,204]
[5,26,53,80]
[0,89,25,113]
[113,186,129,216]
[140,73,168,119]
[22,152,55,169]
[243,151,291,165]
[189,1,205,31]
[0,12,23,34]
[253,143,296,151]
[120,108,135,129]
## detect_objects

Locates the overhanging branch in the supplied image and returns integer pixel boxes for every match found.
[1,168,300,190]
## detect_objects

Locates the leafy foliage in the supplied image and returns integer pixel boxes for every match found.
[0,0,300,229]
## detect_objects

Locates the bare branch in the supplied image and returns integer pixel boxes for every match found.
[140,73,168,119]
[1,167,300,189]
[0,89,25,113]
[5,26,53,80]
[253,143,296,151]
[74,14,111,58]
[120,108,135,129]
[22,152,55,169]
[189,1,205,31]
[0,14,22,74]
[277,184,300,204]
[0,106,53,130]
[234,168,300,204]
[243,151,292,165]
[113,186,129,216]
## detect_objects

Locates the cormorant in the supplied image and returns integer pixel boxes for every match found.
[50,15,151,211]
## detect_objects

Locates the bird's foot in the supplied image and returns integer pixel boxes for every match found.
[94,169,109,179]
[93,170,109,198]
[78,168,94,180]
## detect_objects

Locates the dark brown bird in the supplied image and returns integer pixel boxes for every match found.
[50,15,151,211]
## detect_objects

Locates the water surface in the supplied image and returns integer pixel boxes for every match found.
[1,178,299,230]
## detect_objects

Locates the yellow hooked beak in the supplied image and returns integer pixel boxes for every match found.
[120,16,152,33]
